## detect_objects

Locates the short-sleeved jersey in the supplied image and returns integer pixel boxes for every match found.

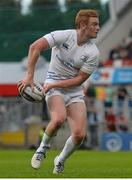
[43,29,99,84]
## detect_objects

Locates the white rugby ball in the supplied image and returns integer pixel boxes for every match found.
[19,81,44,103]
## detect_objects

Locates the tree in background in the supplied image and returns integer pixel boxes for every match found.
[32,0,56,7]
[0,0,18,7]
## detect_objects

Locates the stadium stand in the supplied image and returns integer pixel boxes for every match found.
[99,30,132,67]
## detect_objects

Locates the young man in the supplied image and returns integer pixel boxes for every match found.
[19,9,100,174]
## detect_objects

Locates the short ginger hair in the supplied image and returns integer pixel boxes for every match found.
[75,9,99,29]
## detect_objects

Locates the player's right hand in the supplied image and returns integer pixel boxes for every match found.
[18,76,34,93]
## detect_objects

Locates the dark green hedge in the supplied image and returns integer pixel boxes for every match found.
[0,2,110,62]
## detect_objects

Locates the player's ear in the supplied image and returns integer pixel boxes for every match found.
[80,21,87,30]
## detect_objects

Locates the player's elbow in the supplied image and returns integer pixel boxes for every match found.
[77,72,90,86]
[77,78,86,86]
[29,42,41,54]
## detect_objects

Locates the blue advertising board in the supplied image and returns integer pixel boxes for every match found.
[112,68,132,84]
[100,132,132,151]
[91,67,132,85]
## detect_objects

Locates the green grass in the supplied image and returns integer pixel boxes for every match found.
[0,149,132,178]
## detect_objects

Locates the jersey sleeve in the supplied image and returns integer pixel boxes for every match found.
[80,49,100,75]
[43,30,68,48]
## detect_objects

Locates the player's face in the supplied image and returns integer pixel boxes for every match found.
[85,17,100,38]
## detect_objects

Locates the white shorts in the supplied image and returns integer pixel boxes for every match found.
[45,88,85,106]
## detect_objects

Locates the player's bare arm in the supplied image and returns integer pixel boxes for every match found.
[27,37,50,77]
[43,71,90,93]
[19,38,50,91]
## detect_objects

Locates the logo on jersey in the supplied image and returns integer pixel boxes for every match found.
[62,43,69,50]
[80,55,88,62]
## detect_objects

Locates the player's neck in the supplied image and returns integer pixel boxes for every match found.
[76,29,90,46]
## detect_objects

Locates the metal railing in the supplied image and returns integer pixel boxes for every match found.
[0,96,132,149]
[0,97,44,132]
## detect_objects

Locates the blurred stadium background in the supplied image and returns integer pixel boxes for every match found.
[0,0,132,153]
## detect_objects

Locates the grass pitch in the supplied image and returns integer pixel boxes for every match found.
[0,149,132,178]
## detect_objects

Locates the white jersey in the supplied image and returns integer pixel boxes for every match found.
[43,29,99,85]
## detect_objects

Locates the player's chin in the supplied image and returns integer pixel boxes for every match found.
[91,35,97,39]
[92,34,97,38]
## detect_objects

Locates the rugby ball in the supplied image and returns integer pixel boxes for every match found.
[18,81,44,103]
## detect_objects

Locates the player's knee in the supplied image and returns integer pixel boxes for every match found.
[55,121,63,128]
[53,118,65,129]
[51,113,66,128]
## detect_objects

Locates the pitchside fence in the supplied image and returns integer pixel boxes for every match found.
[0,97,131,149]
[0,97,45,148]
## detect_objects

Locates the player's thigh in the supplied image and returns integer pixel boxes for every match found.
[66,102,87,134]
[47,95,66,121]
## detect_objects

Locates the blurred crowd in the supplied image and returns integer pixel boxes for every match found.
[83,84,132,149]
[99,29,132,67]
